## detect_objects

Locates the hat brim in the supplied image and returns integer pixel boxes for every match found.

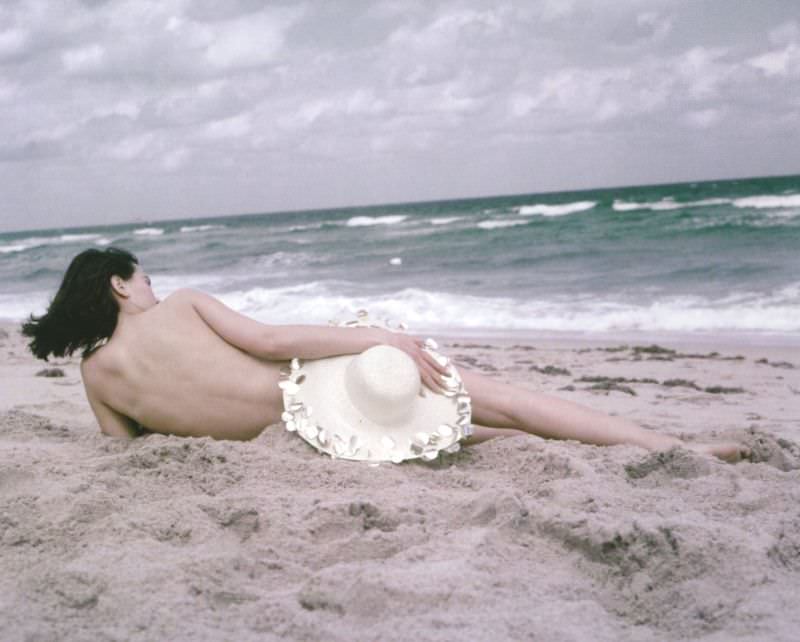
[280,351,471,463]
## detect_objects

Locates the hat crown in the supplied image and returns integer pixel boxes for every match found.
[345,345,420,425]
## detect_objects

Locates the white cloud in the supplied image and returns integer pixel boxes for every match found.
[161,147,190,171]
[437,87,480,114]
[389,8,505,50]
[202,113,252,139]
[197,80,227,98]
[62,43,105,74]
[369,129,437,153]
[204,9,301,70]
[165,15,183,33]
[538,0,575,21]
[93,101,141,120]
[505,42,750,134]
[276,90,390,132]
[594,99,621,122]
[511,67,632,124]
[28,120,79,145]
[0,28,29,59]
[346,89,389,115]
[280,99,333,130]
[399,80,483,117]
[748,43,800,77]
[0,80,18,102]
[151,83,233,126]
[509,93,537,118]
[677,46,732,99]
[107,132,155,161]
[685,108,723,129]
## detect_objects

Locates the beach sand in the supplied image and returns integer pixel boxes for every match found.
[2,320,799,641]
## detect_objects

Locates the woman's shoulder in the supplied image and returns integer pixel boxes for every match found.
[80,340,111,378]
[160,288,208,307]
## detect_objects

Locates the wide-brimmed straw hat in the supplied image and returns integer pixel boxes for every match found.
[278,310,472,463]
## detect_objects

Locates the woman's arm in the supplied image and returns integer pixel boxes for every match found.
[182,288,386,359]
[182,288,449,391]
[271,323,450,392]
[268,323,388,360]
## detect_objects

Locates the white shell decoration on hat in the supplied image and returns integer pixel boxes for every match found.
[278,309,472,464]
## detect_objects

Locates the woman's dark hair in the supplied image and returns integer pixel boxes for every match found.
[21,247,139,361]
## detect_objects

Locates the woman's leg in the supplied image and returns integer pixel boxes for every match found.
[457,367,748,460]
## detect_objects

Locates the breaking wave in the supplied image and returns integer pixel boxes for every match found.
[517,201,597,217]
[0,233,108,254]
[180,224,225,233]
[732,194,800,209]
[613,193,800,213]
[197,281,800,336]
[430,217,463,225]
[477,220,528,230]
[345,215,408,227]
[612,198,730,212]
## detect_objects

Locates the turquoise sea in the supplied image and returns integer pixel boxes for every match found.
[1,174,799,341]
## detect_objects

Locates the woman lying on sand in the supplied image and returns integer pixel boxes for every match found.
[22,247,749,462]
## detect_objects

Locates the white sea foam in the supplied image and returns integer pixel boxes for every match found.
[3,278,798,336]
[59,233,103,242]
[612,198,729,212]
[133,227,165,236]
[0,272,233,318]
[737,209,800,229]
[764,209,800,219]
[289,223,324,232]
[233,251,320,271]
[179,224,225,233]
[517,201,596,217]
[136,281,795,337]
[430,217,463,225]
[477,220,528,230]
[732,194,800,209]
[0,239,41,254]
[346,215,408,227]
[0,291,51,319]
[0,233,105,254]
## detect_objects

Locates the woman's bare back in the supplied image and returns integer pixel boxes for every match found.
[81,292,290,440]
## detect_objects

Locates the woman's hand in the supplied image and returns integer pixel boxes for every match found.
[380,330,451,394]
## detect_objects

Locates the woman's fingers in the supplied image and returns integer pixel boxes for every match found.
[422,372,445,394]
[418,355,448,393]
[421,347,450,375]
[422,373,438,393]
[411,341,452,393]
[389,334,451,393]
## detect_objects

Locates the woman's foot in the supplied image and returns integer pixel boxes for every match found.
[687,442,752,463]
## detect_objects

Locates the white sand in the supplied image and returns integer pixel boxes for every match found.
[2,321,800,641]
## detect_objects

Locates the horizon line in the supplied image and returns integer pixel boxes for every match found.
[2,170,798,236]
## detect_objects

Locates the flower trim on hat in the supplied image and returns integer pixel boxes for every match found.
[277,309,472,464]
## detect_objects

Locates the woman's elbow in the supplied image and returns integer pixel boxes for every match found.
[257,327,284,360]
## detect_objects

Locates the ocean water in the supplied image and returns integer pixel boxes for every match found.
[1,174,799,341]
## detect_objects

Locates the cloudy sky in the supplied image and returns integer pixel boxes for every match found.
[1,0,799,232]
